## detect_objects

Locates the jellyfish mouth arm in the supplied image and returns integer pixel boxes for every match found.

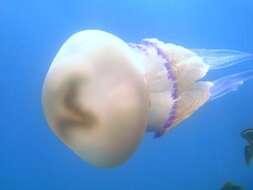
[130,39,253,138]
[209,69,253,101]
[129,39,211,137]
[192,49,253,70]
[189,48,253,100]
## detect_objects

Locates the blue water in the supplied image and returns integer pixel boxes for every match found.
[1,0,253,189]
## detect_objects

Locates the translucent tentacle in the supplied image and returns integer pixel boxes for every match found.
[209,69,253,101]
[192,49,253,70]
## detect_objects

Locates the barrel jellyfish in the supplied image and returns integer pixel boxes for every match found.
[42,30,253,168]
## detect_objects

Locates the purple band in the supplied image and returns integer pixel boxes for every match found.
[131,40,178,138]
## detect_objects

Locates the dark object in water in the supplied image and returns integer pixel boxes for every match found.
[241,128,253,166]
[245,144,253,166]
[220,182,244,190]
[241,128,253,145]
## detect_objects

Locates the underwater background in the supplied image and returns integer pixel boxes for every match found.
[1,0,253,189]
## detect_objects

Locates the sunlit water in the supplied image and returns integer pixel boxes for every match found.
[1,0,253,189]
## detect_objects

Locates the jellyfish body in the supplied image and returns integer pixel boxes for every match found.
[42,30,253,167]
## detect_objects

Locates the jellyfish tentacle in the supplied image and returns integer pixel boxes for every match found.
[209,69,253,101]
[192,49,253,70]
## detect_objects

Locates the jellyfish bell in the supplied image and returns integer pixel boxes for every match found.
[42,29,253,168]
[42,30,150,167]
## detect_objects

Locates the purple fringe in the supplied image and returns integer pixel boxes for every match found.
[129,40,178,138]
